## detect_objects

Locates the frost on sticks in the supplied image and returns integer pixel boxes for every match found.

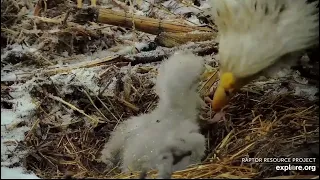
[1,0,319,179]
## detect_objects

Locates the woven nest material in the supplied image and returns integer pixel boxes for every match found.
[18,78,319,179]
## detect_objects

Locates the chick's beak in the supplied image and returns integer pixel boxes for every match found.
[211,72,236,112]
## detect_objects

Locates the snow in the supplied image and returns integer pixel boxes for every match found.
[1,110,17,125]
[1,167,40,179]
[135,42,149,50]
[8,92,36,117]
[256,73,318,101]
[119,33,134,40]
[1,72,17,82]
[135,10,145,16]
[294,85,318,101]
[199,2,211,10]
[0,83,37,127]
[50,67,102,96]
[162,0,201,15]
[1,44,36,61]
[88,50,114,61]
[187,15,202,25]
[1,126,30,166]
[118,46,136,55]
[1,73,37,174]
[116,42,149,55]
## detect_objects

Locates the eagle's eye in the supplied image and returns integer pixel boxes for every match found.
[225,90,231,96]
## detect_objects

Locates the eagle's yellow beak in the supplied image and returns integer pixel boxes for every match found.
[211,72,236,112]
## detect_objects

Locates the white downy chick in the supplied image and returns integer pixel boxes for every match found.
[155,51,206,119]
[99,51,206,178]
[122,117,206,178]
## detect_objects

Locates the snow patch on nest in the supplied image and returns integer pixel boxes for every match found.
[1,54,104,178]
[1,82,37,170]
[1,72,19,82]
[255,68,318,101]
[293,85,318,101]
[162,0,201,15]
[1,167,39,179]
[1,93,35,125]
[50,67,102,96]
[1,44,37,61]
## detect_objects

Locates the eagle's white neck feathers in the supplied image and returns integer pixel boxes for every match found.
[209,0,319,78]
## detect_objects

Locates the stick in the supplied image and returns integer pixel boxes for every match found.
[74,8,213,35]
[48,94,101,126]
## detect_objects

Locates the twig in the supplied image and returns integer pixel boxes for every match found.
[81,88,111,122]
[117,97,140,112]
[43,55,121,76]
[48,94,100,126]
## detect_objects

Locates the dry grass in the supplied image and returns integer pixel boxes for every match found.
[1,0,318,179]
[21,81,319,179]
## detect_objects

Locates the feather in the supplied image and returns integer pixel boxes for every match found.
[99,52,206,178]
[208,0,319,78]
[155,51,205,117]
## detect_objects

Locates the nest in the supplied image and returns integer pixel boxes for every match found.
[20,84,319,179]
[1,0,319,179]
